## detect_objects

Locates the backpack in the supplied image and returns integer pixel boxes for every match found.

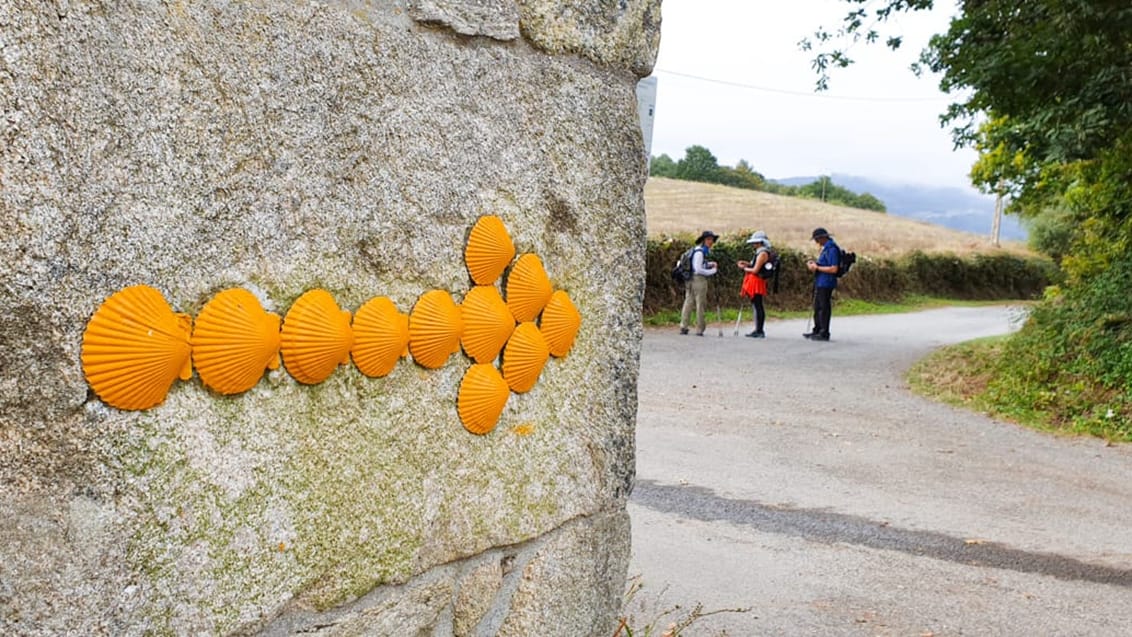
[836,247,857,278]
[754,246,780,294]
[671,247,695,285]
[755,247,779,280]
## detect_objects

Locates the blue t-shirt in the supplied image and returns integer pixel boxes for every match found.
[815,239,841,289]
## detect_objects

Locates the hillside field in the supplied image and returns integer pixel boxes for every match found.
[644,177,1030,257]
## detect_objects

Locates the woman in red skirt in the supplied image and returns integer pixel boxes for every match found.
[737,231,773,338]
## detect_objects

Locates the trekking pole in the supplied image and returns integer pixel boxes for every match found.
[733,304,743,336]
[805,280,816,335]
[717,305,724,338]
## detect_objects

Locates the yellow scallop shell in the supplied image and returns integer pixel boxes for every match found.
[457,363,510,435]
[465,215,516,285]
[460,286,516,364]
[191,288,282,395]
[501,322,550,393]
[81,285,192,410]
[351,296,409,378]
[540,290,581,358]
[408,290,464,369]
[280,289,354,385]
[505,253,553,323]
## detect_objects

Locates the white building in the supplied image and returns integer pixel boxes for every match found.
[636,76,657,168]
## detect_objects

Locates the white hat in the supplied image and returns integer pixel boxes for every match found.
[745,230,770,245]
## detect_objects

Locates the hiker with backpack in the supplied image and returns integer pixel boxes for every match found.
[805,227,840,341]
[736,230,777,338]
[678,230,719,336]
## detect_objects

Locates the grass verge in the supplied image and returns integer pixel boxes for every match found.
[644,295,1021,327]
[906,336,1010,414]
[908,336,1132,443]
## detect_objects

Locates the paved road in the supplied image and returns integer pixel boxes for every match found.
[629,307,1132,636]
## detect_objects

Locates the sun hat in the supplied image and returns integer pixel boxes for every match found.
[811,227,830,240]
[745,230,770,245]
[695,230,720,244]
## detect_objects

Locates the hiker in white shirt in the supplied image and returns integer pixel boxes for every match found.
[679,230,719,335]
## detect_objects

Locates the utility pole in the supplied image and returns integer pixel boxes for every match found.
[991,179,1004,247]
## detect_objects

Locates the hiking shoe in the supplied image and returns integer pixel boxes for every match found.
[746,330,765,339]
[679,327,689,335]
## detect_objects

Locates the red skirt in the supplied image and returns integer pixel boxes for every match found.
[741,272,767,298]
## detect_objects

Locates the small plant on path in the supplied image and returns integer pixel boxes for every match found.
[614,575,752,636]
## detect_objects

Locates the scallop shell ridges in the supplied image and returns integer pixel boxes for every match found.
[408,290,464,369]
[280,289,354,385]
[192,288,282,395]
[352,296,410,378]
[81,285,193,410]
[457,363,510,435]
[501,322,550,394]
[540,290,582,358]
[465,215,516,285]
[461,286,516,364]
[505,253,553,323]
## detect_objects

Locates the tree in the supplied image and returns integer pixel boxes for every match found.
[853,192,887,213]
[675,145,723,184]
[649,153,678,178]
[720,159,767,191]
[796,176,887,212]
[808,1,1132,269]
[807,0,1132,426]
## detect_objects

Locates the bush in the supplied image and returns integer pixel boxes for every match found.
[644,234,1055,315]
[983,256,1132,435]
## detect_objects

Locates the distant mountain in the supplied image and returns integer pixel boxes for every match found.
[775,174,1028,241]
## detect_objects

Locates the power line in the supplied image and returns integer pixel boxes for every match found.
[653,68,951,103]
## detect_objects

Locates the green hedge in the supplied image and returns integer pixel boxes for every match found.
[645,234,1057,314]
[982,257,1132,434]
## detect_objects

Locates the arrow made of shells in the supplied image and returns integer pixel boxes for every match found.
[80,216,582,436]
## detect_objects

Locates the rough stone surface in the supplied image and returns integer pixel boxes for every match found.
[497,511,631,636]
[408,0,521,41]
[262,566,458,636]
[453,556,503,636]
[516,0,662,76]
[0,0,657,633]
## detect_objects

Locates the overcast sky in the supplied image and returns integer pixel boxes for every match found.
[648,0,977,189]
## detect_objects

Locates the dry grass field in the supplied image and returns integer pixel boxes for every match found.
[644,177,1031,257]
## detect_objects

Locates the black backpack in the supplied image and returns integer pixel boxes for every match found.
[836,248,857,278]
[755,247,781,294]
[671,247,695,285]
[755,247,779,280]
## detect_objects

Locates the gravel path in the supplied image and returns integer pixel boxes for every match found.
[629,307,1132,636]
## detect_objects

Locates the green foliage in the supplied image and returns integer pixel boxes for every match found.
[650,146,887,213]
[674,145,723,183]
[720,159,767,191]
[910,260,1132,440]
[809,0,1132,431]
[810,2,1132,166]
[978,259,1132,437]
[795,176,887,212]
[921,2,1132,165]
[643,234,1052,315]
[649,153,677,178]
[1024,205,1077,263]
[853,192,887,213]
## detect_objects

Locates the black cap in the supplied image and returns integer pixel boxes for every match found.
[811,227,830,240]
[696,230,720,244]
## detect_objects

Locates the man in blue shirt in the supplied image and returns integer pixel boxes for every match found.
[804,227,840,341]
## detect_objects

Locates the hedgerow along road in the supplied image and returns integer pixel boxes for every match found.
[630,306,1132,635]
